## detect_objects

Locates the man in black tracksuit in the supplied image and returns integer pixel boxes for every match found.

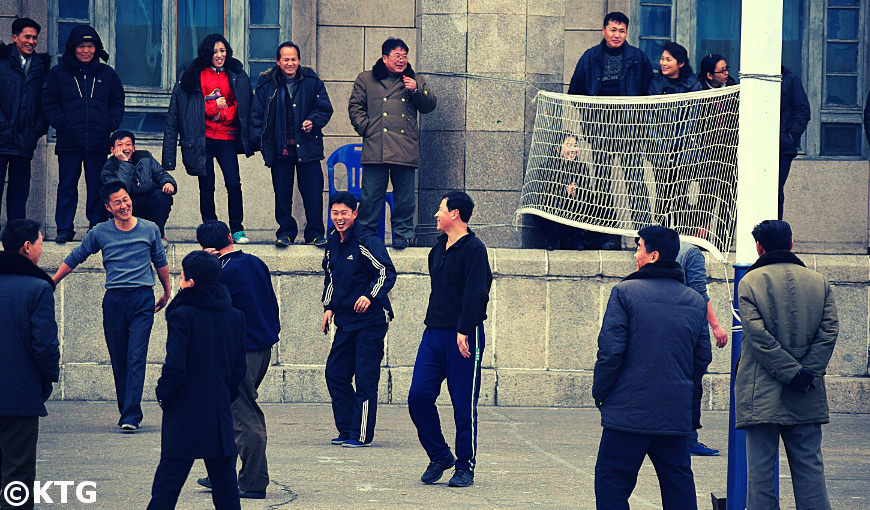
[322,191,396,447]
[408,191,492,488]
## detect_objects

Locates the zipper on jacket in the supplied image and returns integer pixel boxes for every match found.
[260,86,278,157]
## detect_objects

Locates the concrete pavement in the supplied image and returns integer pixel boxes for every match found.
[31,402,870,509]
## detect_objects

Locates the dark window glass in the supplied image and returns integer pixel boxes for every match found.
[249,61,273,87]
[115,0,163,87]
[640,39,666,71]
[696,0,741,78]
[177,0,224,79]
[825,42,858,74]
[828,0,858,6]
[58,0,90,19]
[640,5,671,38]
[825,75,857,105]
[820,123,861,156]
[250,0,280,25]
[782,0,804,79]
[119,112,170,134]
[57,22,79,55]
[249,28,279,59]
[827,8,859,40]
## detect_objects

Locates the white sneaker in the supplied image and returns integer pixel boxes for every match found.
[232,231,249,244]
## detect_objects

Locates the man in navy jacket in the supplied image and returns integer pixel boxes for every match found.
[0,18,50,223]
[408,191,492,488]
[251,41,333,247]
[0,219,59,510]
[778,67,810,220]
[593,225,711,510]
[322,191,396,447]
[42,25,125,242]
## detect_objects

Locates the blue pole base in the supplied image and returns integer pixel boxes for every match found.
[726,264,750,510]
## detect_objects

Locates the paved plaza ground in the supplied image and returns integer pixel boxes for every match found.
[32,402,870,509]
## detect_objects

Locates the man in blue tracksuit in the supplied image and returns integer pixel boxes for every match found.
[322,191,396,447]
[408,191,492,488]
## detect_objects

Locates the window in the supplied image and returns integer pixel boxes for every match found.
[49,0,291,137]
[631,0,870,158]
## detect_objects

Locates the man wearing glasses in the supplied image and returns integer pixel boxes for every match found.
[348,38,437,249]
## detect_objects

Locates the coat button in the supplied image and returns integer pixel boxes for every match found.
[400,129,405,134]
[383,128,388,132]
[383,112,387,117]
[383,97,387,101]
[401,98,406,102]
[293,104,296,107]
[296,144,300,147]
[401,114,405,118]
[423,90,428,95]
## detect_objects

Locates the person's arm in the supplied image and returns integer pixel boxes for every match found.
[41,69,67,131]
[306,78,334,131]
[787,74,811,142]
[737,281,802,384]
[567,55,587,95]
[707,301,728,348]
[100,158,118,185]
[155,264,171,312]
[356,236,397,312]
[683,247,728,347]
[31,284,60,396]
[147,157,176,193]
[592,286,629,406]
[53,232,100,284]
[249,83,266,150]
[799,282,839,375]
[161,85,181,170]
[321,249,334,333]
[348,74,370,136]
[693,317,713,376]
[155,309,190,409]
[408,74,436,114]
[52,262,74,285]
[456,243,492,357]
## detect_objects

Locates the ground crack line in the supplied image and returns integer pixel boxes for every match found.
[268,480,298,508]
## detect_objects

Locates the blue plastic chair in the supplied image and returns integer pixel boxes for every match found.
[326,143,394,241]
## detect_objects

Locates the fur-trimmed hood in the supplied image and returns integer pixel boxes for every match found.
[622,260,686,284]
[0,251,55,290]
[179,57,245,92]
[371,58,415,81]
[166,282,233,315]
[747,249,806,273]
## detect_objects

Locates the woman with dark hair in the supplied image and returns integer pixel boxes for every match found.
[536,135,593,251]
[649,41,702,96]
[163,34,254,244]
[698,54,737,90]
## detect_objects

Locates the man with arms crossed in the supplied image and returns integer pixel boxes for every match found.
[53,181,171,432]
[408,191,492,488]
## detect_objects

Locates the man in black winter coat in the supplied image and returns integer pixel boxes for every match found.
[0,18,50,224]
[593,225,711,510]
[778,66,810,220]
[148,250,246,510]
[251,41,333,247]
[42,25,125,243]
[0,219,59,510]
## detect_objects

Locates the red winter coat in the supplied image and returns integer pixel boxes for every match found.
[200,67,238,141]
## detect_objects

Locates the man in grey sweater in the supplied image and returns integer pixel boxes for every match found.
[53,181,171,432]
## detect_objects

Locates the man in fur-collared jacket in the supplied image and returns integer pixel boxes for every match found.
[347,37,437,249]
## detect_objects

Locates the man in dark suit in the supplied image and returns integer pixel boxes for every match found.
[147,251,246,509]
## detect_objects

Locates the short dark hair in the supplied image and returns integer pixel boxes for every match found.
[662,41,693,76]
[109,130,135,147]
[699,53,725,79]
[100,181,128,204]
[751,220,792,252]
[381,38,409,56]
[182,250,221,286]
[12,17,41,36]
[276,41,301,60]
[196,33,233,68]
[603,12,630,28]
[329,191,358,211]
[637,225,679,262]
[443,191,474,223]
[1,219,41,252]
[196,220,232,250]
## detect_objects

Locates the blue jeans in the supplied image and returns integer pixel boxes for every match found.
[102,287,154,426]
[199,139,244,233]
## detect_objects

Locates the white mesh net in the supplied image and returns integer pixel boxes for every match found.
[518,87,740,262]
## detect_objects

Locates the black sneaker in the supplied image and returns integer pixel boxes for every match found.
[421,453,455,484]
[55,232,74,244]
[275,235,293,247]
[331,435,348,445]
[448,469,474,487]
[197,477,212,489]
[312,237,328,247]
[392,236,409,249]
[239,488,266,499]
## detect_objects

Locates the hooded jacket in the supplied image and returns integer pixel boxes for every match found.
[100,150,177,197]
[735,250,838,429]
[348,60,437,168]
[0,251,59,417]
[251,65,333,167]
[779,66,811,156]
[593,260,712,435]
[156,282,246,459]
[0,42,50,158]
[162,58,253,176]
[567,40,653,97]
[41,25,125,154]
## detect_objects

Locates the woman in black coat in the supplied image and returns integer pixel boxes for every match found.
[148,251,246,510]
[162,34,253,243]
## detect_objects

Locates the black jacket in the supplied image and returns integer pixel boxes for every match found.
[780,66,811,156]
[100,150,177,196]
[568,40,653,96]
[0,43,50,158]
[699,75,737,90]
[251,66,333,167]
[322,223,396,331]
[0,252,59,417]
[41,53,125,154]
[156,282,246,459]
[424,230,492,335]
[648,71,702,95]
[593,261,712,435]
[162,58,253,176]
[863,89,869,148]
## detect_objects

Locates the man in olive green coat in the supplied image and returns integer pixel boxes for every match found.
[736,220,838,510]
[347,37,436,249]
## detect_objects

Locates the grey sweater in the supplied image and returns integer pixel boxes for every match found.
[64,218,167,289]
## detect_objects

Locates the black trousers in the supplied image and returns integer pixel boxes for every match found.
[779,153,796,220]
[270,156,324,242]
[147,456,240,510]
[232,348,271,492]
[56,151,107,236]
[0,155,31,222]
[199,139,244,233]
[325,323,387,443]
[0,416,38,510]
[133,189,173,237]
[595,428,697,510]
